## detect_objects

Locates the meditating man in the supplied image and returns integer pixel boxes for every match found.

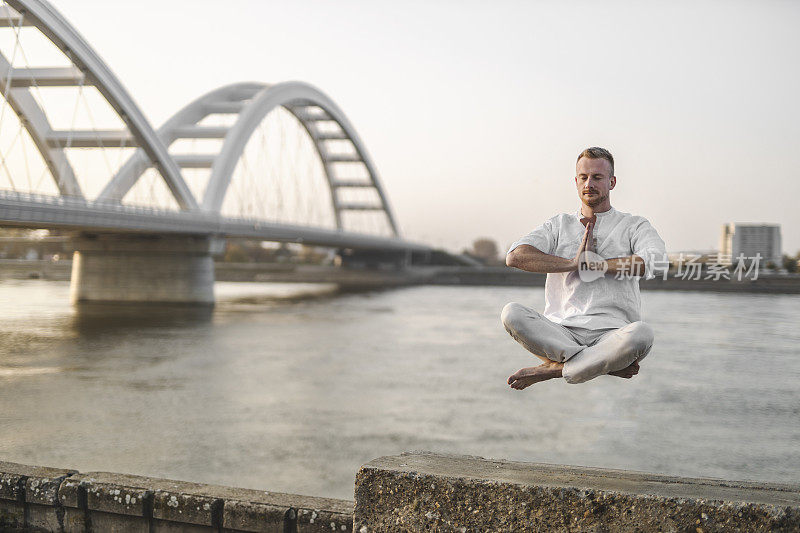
[502,147,667,389]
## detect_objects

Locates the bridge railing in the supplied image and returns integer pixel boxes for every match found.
[0,188,428,252]
[0,188,289,227]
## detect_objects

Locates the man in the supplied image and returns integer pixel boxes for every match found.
[502,147,666,389]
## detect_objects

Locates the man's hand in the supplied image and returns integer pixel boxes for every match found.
[579,215,597,251]
[572,219,595,269]
[508,221,593,274]
[506,215,602,274]
[508,215,648,278]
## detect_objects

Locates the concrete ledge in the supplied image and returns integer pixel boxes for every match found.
[0,461,353,532]
[0,461,76,532]
[218,487,352,533]
[7,453,800,532]
[354,452,800,532]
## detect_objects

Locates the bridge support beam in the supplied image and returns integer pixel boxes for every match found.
[69,234,225,305]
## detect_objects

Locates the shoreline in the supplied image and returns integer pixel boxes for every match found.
[2,259,800,294]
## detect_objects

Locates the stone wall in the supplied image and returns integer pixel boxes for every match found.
[354,452,800,532]
[0,461,353,532]
[5,453,800,532]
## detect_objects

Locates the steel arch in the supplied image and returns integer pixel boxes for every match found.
[4,0,197,209]
[0,52,82,197]
[1,1,399,237]
[102,81,399,237]
[97,82,265,204]
[203,81,399,236]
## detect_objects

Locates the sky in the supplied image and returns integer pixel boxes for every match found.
[49,0,800,254]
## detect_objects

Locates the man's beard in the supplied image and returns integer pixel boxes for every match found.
[583,192,608,207]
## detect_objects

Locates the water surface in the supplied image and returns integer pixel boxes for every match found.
[1,280,799,499]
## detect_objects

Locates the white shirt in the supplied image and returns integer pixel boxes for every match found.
[508,207,667,330]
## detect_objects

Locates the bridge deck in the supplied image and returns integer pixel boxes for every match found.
[0,190,427,252]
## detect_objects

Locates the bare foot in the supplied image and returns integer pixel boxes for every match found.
[608,361,640,379]
[507,362,564,390]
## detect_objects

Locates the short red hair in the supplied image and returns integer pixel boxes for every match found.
[577,147,614,176]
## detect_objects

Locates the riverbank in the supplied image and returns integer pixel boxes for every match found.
[3,259,800,293]
[422,266,800,293]
[4,453,800,532]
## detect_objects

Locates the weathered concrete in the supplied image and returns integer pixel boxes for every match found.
[69,234,224,305]
[1,461,353,532]
[5,453,800,532]
[354,452,800,532]
[0,461,76,532]
[218,487,353,533]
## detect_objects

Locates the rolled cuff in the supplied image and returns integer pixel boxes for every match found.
[507,235,551,256]
[561,358,587,384]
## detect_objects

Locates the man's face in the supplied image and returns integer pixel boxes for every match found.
[575,157,616,207]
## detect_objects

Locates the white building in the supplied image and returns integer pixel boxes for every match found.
[719,223,782,266]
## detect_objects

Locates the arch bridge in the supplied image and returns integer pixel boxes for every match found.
[0,0,430,303]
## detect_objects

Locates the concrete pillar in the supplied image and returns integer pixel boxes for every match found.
[69,234,224,305]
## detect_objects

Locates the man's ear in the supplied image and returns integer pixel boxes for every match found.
[610,175,617,190]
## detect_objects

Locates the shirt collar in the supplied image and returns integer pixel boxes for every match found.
[575,206,616,219]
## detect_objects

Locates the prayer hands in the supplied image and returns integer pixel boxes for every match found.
[572,216,596,268]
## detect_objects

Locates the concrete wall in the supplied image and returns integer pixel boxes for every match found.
[354,452,800,532]
[4,453,800,532]
[0,461,353,532]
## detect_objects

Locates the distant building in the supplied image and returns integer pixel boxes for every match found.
[719,223,782,266]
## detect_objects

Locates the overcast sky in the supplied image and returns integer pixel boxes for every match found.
[54,0,800,254]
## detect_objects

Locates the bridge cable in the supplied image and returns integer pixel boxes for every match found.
[0,6,25,190]
[0,121,22,190]
[0,5,23,140]
[6,8,66,193]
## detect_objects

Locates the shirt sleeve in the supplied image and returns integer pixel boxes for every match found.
[630,217,668,280]
[507,217,558,256]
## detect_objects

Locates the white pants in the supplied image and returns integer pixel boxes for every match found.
[501,302,654,384]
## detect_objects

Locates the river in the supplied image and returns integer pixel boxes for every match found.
[1,280,799,500]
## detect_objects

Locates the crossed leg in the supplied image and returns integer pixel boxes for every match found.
[501,302,573,389]
[501,302,651,389]
[561,321,654,384]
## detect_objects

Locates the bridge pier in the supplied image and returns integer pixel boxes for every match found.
[69,234,224,305]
